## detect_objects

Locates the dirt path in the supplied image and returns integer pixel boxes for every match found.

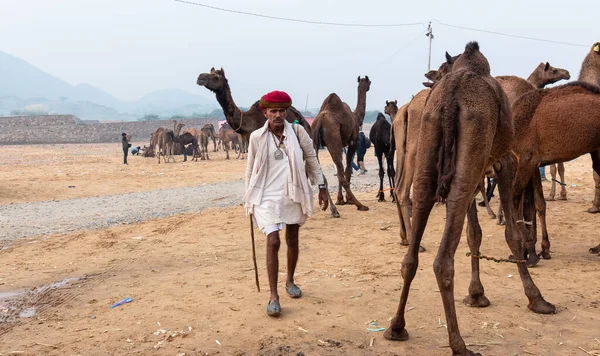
[1,143,599,356]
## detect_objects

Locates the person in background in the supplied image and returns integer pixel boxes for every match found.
[121,133,131,165]
[131,146,141,156]
[356,127,371,175]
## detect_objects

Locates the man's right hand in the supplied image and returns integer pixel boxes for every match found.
[318,188,329,211]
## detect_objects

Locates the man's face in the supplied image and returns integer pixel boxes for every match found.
[263,108,287,131]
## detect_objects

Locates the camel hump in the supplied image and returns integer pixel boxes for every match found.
[557,81,600,95]
[454,41,490,76]
[464,41,479,55]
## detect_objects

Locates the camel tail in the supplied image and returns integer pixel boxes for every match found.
[435,89,460,202]
[311,117,324,160]
[393,106,409,188]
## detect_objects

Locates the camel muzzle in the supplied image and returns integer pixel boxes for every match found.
[196,73,210,86]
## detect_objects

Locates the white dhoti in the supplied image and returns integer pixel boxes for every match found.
[252,134,306,235]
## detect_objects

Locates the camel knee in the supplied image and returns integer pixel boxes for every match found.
[401,256,418,280]
[433,258,454,289]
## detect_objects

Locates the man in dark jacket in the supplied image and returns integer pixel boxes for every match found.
[356,129,370,175]
[121,133,131,165]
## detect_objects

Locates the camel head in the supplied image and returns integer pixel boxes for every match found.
[535,62,571,86]
[197,67,228,92]
[357,75,371,92]
[422,52,460,88]
[384,100,398,116]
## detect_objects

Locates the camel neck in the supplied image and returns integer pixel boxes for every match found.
[215,85,242,129]
[526,72,545,89]
[354,88,367,125]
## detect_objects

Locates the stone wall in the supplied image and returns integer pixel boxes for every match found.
[0,115,218,144]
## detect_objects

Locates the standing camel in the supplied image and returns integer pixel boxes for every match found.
[182,127,209,160]
[197,67,340,217]
[311,76,371,211]
[496,61,571,202]
[173,132,199,162]
[392,52,459,250]
[579,43,600,213]
[385,41,526,356]
[369,112,395,202]
[157,121,185,164]
[201,123,218,152]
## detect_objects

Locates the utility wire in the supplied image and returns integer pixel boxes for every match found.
[173,0,426,28]
[433,19,589,48]
[378,30,428,65]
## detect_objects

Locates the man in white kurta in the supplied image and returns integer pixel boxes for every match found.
[243,90,328,317]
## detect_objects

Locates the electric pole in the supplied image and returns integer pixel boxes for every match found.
[426,21,434,72]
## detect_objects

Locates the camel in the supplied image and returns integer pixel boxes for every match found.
[181,127,209,160]
[392,52,459,250]
[496,62,571,203]
[173,132,199,162]
[201,123,218,152]
[369,112,395,202]
[311,76,371,211]
[197,67,340,218]
[157,121,185,164]
[578,43,600,213]
[505,80,600,260]
[385,41,525,356]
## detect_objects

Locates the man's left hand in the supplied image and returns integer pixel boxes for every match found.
[318,188,329,211]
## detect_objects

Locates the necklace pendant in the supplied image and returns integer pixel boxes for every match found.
[274,148,284,160]
[279,143,285,149]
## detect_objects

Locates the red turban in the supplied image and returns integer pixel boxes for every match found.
[259,90,292,110]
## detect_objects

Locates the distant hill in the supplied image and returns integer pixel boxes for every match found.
[0,51,218,120]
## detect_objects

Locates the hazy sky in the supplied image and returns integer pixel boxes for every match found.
[1,0,597,111]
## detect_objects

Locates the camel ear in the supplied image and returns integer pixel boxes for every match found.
[210,67,215,72]
[357,76,361,82]
[445,51,452,63]
[394,100,397,105]
[423,82,434,88]
[544,62,550,71]
[365,75,370,81]
[386,100,389,105]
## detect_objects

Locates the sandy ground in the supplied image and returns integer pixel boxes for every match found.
[0,143,599,356]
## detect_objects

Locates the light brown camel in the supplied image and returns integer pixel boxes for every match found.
[391,53,460,251]
[385,41,528,356]
[311,76,371,211]
[157,121,185,164]
[197,67,340,217]
[384,99,398,119]
[201,123,218,152]
[578,43,600,213]
[497,61,571,203]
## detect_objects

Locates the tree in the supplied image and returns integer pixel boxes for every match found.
[23,104,49,115]
[137,114,161,121]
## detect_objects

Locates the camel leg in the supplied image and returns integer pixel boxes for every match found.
[386,153,396,202]
[385,168,436,343]
[548,164,557,200]
[376,152,386,202]
[496,157,556,314]
[523,177,540,266]
[342,143,369,211]
[557,163,567,200]
[478,178,496,219]
[322,175,340,218]
[532,170,551,260]
[398,153,425,252]
[588,150,600,213]
[463,199,490,308]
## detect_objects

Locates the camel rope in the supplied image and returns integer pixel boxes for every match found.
[466,252,527,264]
[551,178,567,187]
[233,111,244,133]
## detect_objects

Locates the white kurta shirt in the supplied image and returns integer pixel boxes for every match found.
[252,132,306,230]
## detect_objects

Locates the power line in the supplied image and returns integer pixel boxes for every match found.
[173,0,426,28]
[378,30,428,65]
[433,20,589,48]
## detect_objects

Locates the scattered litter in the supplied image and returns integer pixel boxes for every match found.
[126,338,133,343]
[571,184,577,187]
[367,327,386,332]
[91,315,96,319]
[508,274,513,278]
[407,306,415,312]
[110,297,133,308]
[366,321,386,332]
[298,327,309,333]
[131,236,144,240]
[215,340,221,345]
[229,307,239,312]
[519,326,531,332]
[370,338,375,347]
[153,329,168,336]
[349,292,363,299]
[68,186,75,188]
[153,341,163,349]
[496,333,504,339]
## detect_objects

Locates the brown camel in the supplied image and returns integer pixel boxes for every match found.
[392,52,459,251]
[311,76,371,211]
[385,41,524,356]
[578,43,600,213]
[182,127,209,160]
[369,111,395,202]
[201,123,218,152]
[157,121,185,164]
[497,61,571,203]
[197,67,340,217]
[173,132,199,162]
[506,80,600,260]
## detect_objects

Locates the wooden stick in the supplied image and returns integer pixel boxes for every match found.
[250,215,260,292]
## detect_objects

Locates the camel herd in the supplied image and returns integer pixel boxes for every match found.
[192,41,600,355]
[141,119,249,163]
